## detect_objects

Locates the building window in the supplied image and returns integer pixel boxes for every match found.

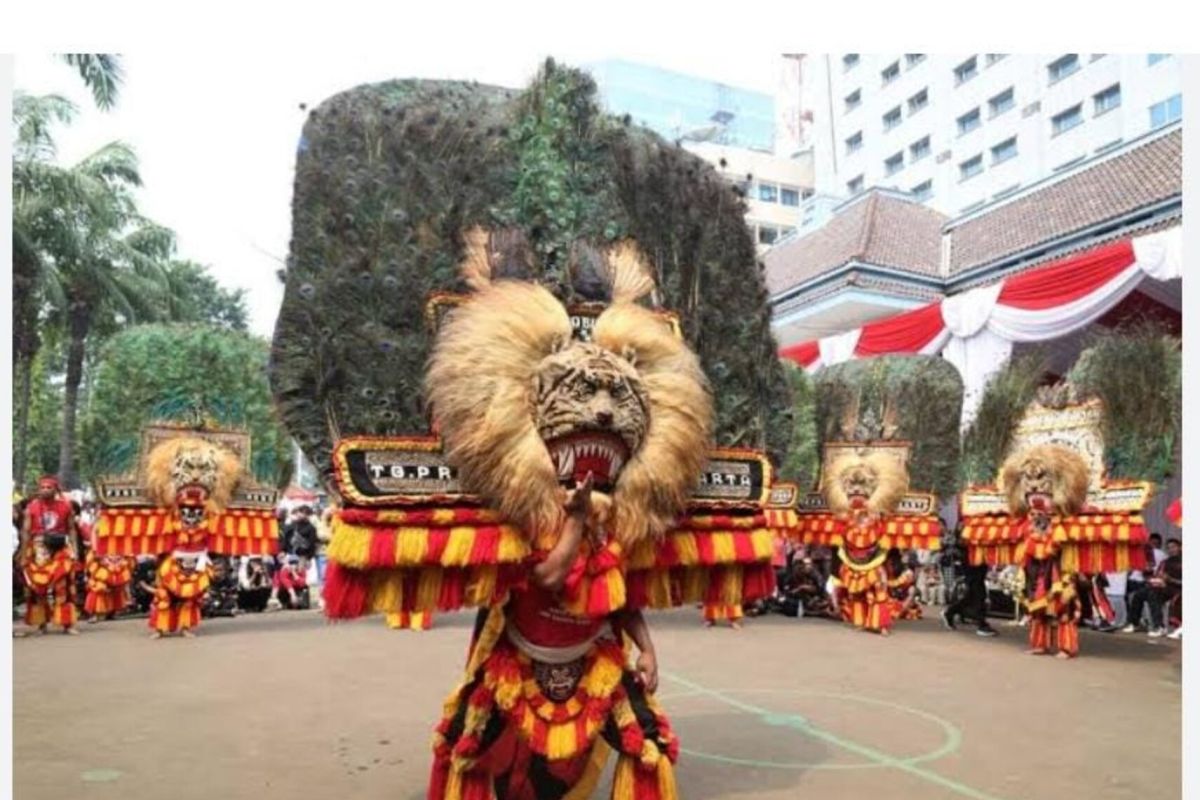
[959,154,983,181]
[1090,54,1106,62]
[990,136,1018,165]
[988,88,1015,117]
[954,56,978,85]
[907,89,929,114]
[884,151,905,176]
[957,108,981,135]
[757,225,779,245]
[844,89,862,112]
[1148,53,1171,66]
[911,180,933,202]
[780,226,797,239]
[910,136,931,161]
[985,54,1007,66]
[780,187,800,206]
[1047,54,1080,83]
[845,131,863,154]
[758,183,778,202]
[905,54,926,67]
[843,54,860,71]
[881,61,900,85]
[802,188,814,200]
[847,175,864,194]
[1149,94,1182,128]
[883,106,902,131]
[1051,104,1083,135]
[1093,84,1121,115]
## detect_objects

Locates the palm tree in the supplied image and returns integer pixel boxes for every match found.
[12,92,175,487]
[47,214,176,489]
[60,54,124,111]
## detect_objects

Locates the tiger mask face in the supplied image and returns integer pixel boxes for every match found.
[824,453,908,517]
[534,343,649,492]
[1000,444,1089,519]
[146,437,241,521]
[426,232,713,546]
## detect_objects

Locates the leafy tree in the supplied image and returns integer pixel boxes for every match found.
[163,260,249,331]
[81,324,293,488]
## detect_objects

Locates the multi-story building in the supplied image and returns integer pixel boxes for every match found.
[766,122,1181,346]
[799,53,1182,222]
[587,59,814,253]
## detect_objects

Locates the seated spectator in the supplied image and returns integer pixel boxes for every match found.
[1162,537,1182,636]
[131,555,160,615]
[205,556,239,618]
[1126,537,1178,638]
[237,557,273,613]
[273,555,310,610]
[784,557,835,618]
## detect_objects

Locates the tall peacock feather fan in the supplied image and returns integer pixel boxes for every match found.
[813,356,963,499]
[959,350,1047,486]
[271,58,792,489]
[1067,323,1181,483]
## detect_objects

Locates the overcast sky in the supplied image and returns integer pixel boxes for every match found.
[14,51,783,337]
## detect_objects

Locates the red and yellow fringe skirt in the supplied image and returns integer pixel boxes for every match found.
[838,553,891,633]
[429,614,679,800]
[23,553,78,629]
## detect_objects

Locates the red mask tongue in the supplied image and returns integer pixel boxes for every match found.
[1030,495,1050,513]
[850,496,867,510]
[572,451,612,487]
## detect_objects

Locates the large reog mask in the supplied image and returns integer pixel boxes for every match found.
[823,453,908,516]
[1000,444,1089,518]
[425,232,713,546]
[145,437,241,529]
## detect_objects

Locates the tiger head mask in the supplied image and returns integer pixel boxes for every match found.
[426,229,713,546]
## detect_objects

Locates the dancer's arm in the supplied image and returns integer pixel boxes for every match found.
[531,474,593,591]
[618,608,658,693]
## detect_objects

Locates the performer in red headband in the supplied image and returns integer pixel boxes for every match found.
[19,475,81,635]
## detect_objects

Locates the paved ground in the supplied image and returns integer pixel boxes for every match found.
[13,607,1182,800]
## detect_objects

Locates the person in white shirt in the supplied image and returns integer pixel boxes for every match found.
[1103,570,1128,630]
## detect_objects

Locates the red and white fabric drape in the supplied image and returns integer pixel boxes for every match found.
[779,228,1182,427]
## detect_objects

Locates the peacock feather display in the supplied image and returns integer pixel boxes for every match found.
[814,356,963,498]
[1066,324,1180,483]
[271,59,792,488]
[959,351,1047,486]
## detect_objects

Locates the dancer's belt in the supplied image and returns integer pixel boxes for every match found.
[505,621,612,664]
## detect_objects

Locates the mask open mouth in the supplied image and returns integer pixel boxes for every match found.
[546,431,631,492]
[1026,492,1052,513]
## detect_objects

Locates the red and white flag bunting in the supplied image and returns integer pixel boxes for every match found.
[779,228,1182,427]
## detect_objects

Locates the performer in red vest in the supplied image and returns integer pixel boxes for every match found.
[19,475,80,634]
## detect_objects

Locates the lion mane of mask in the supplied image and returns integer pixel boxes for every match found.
[145,437,242,518]
[425,231,713,547]
[999,443,1090,518]
[823,453,909,516]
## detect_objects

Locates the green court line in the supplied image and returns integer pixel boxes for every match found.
[662,671,1011,800]
[655,687,962,770]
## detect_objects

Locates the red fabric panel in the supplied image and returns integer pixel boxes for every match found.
[998,240,1136,310]
[779,339,820,366]
[854,300,945,356]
